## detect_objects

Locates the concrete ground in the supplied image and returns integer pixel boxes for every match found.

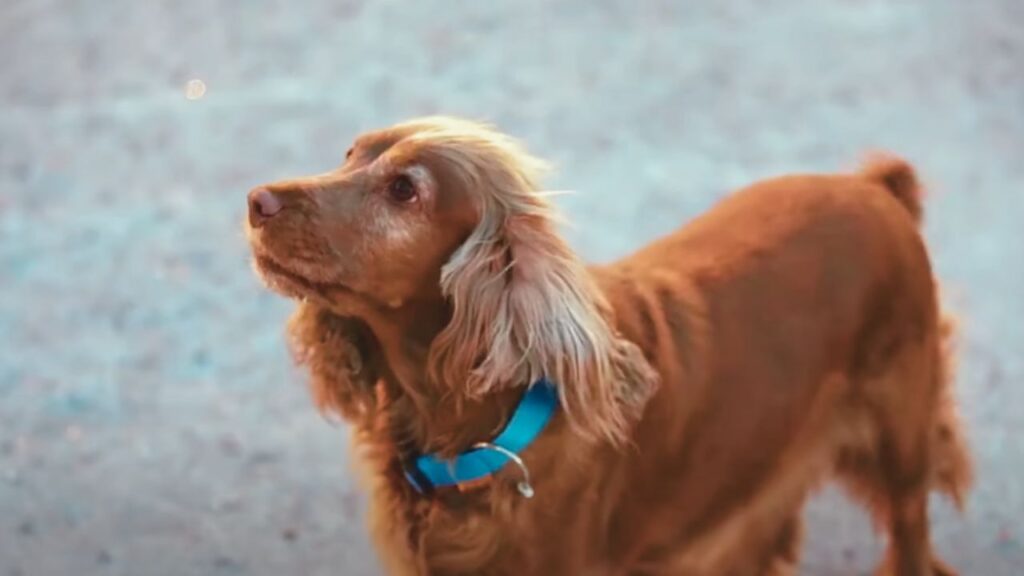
[2,0,1022,574]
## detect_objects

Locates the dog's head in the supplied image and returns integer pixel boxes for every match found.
[247,117,656,444]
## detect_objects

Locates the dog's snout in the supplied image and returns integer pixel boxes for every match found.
[248,187,283,228]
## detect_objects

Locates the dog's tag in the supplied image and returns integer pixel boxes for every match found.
[517,481,535,499]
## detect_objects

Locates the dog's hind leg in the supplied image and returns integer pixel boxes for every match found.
[840,328,966,576]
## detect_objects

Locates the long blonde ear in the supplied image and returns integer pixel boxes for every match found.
[288,302,380,423]
[427,158,658,446]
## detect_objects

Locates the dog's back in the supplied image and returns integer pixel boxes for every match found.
[595,157,970,575]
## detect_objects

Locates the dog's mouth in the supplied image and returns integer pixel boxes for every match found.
[253,252,352,297]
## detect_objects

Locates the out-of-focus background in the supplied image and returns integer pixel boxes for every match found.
[2,1,1021,574]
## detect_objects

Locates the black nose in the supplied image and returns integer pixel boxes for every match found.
[248,187,283,228]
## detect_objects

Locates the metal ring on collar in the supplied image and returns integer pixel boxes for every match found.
[472,442,535,498]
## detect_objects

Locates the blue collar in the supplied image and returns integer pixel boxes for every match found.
[403,379,559,495]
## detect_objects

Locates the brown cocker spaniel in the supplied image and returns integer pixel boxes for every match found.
[245,117,971,576]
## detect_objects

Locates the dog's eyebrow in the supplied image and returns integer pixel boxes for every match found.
[369,136,431,171]
[359,141,406,177]
[352,132,405,165]
[403,164,435,188]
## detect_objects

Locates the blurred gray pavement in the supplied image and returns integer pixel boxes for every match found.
[1,1,1022,574]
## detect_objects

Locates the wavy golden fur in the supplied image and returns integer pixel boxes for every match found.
[246,117,971,575]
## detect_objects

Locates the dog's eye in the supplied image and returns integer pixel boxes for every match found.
[387,175,418,203]
[345,147,354,160]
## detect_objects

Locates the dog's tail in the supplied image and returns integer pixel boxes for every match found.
[860,154,923,223]
[930,315,973,510]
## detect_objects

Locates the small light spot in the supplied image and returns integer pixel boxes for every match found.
[184,79,207,100]
[65,425,83,442]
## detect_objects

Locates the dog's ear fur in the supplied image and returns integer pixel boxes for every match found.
[288,302,380,423]
[425,126,658,445]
